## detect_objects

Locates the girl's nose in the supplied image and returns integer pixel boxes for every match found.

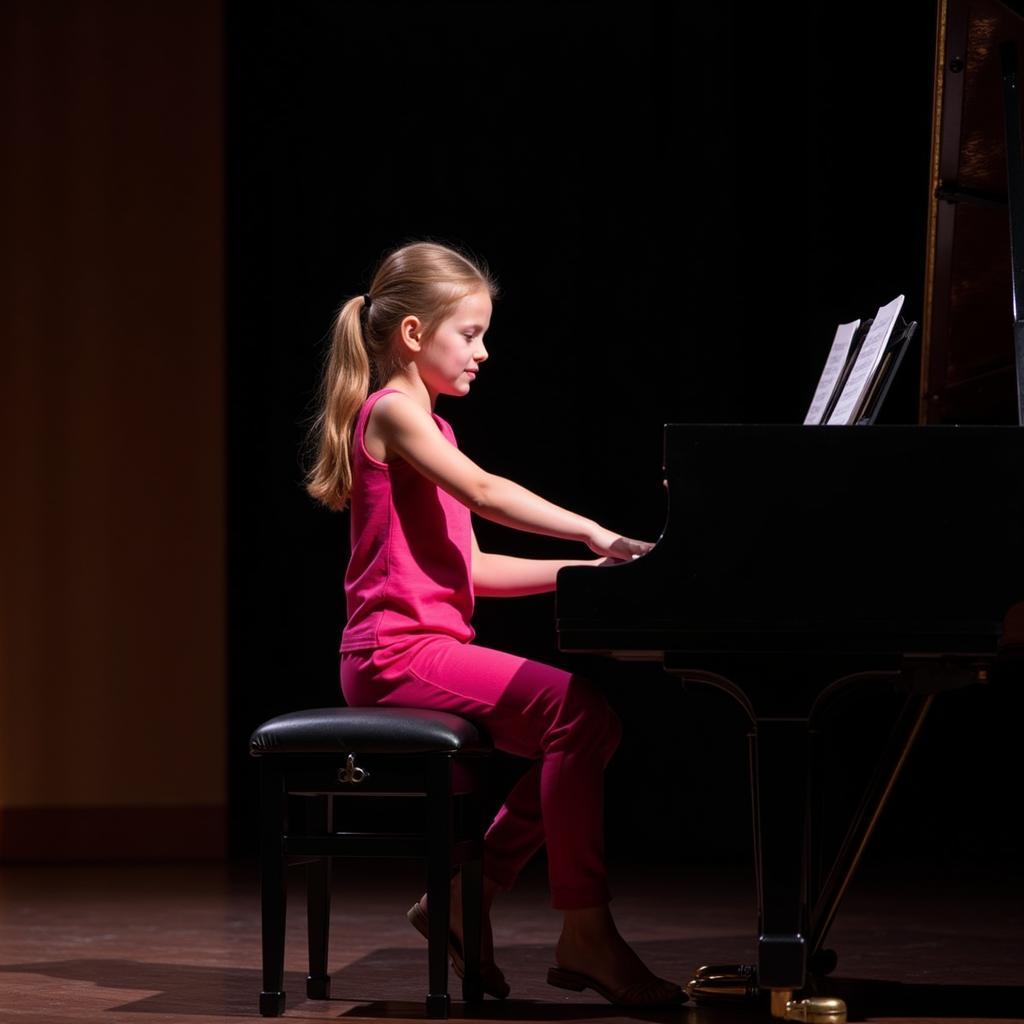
[476,343,489,363]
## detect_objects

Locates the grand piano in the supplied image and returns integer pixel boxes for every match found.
[556,0,1024,1015]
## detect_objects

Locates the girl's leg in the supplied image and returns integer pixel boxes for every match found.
[480,761,544,890]
[342,639,682,1003]
[344,636,619,905]
[491,660,622,908]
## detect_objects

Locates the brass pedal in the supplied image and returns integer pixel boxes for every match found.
[688,965,846,1023]
[686,963,758,1002]
[784,996,847,1022]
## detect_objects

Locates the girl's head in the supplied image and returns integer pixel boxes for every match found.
[306,241,498,511]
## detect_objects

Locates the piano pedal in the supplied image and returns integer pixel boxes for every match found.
[686,962,758,1002]
[783,996,847,1022]
[687,961,845,1021]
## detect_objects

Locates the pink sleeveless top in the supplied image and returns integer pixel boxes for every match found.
[340,388,475,652]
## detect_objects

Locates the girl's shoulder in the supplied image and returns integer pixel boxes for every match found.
[362,389,448,463]
[363,388,420,428]
[366,389,443,430]
[362,386,404,412]
[360,387,414,433]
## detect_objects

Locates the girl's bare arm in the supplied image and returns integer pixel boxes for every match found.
[470,528,621,596]
[374,392,653,560]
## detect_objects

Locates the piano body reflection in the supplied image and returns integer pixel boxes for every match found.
[557,0,1024,1012]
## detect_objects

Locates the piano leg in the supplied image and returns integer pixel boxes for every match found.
[748,718,811,1007]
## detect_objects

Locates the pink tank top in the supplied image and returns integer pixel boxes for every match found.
[340,388,475,651]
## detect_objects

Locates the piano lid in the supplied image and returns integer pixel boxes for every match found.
[921,0,1024,423]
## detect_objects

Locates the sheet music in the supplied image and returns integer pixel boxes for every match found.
[803,320,860,425]
[826,295,905,425]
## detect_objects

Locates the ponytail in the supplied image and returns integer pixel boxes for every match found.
[305,296,371,511]
[304,240,498,511]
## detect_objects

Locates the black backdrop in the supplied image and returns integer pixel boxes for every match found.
[226,0,1022,872]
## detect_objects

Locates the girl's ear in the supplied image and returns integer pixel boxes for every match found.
[398,314,423,353]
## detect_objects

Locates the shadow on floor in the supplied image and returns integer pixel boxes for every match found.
[0,957,292,1017]
[1,951,1022,1021]
[0,945,696,1021]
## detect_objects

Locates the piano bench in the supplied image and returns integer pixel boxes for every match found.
[249,707,493,1019]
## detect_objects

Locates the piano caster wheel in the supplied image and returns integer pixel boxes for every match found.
[771,990,794,1018]
[809,947,838,976]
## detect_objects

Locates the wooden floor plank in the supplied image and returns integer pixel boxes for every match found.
[0,860,1020,1023]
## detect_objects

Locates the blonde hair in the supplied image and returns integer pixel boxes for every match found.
[305,241,497,511]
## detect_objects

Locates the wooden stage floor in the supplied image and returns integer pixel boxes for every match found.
[0,859,1021,1024]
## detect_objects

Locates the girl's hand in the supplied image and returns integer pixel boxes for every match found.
[586,526,655,561]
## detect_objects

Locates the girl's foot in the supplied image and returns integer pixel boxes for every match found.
[412,872,509,999]
[552,906,685,1007]
[417,871,499,962]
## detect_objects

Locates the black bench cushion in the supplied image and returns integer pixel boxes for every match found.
[249,707,491,756]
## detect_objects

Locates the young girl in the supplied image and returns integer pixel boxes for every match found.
[306,241,684,1007]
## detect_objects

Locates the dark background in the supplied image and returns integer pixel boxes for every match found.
[225,1,1022,874]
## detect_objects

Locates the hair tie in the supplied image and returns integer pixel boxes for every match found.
[362,293,372,310]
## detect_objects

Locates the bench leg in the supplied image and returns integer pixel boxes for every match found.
[306,795,333,1000]
[260,763,288,1017]
[425,756,453,1018]
[460,856,483,1003]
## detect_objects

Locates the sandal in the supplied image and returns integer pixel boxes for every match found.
[406,901,511,1000]
[547,964,687,1007]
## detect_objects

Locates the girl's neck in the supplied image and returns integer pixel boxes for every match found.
[381,368,436,413]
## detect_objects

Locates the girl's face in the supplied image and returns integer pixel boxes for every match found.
[417,288,491,398]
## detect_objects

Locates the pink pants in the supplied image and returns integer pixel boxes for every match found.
[341,635,622,909]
